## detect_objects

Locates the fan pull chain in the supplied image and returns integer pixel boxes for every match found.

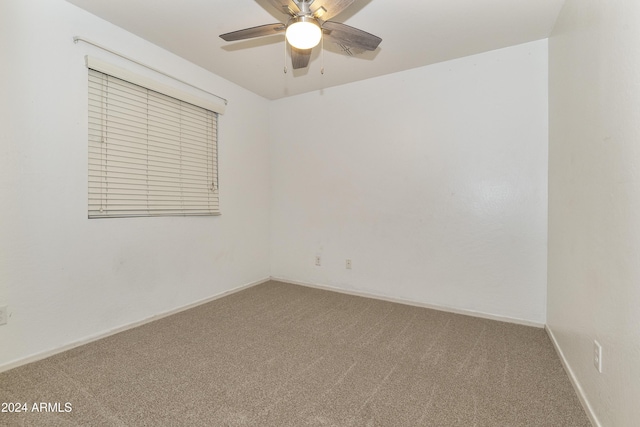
[283,38,288,74]
[321,32,325,75]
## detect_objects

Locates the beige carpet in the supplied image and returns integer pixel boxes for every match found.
[0,280,590,426]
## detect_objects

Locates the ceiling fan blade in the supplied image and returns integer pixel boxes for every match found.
[311,0,356,21]
[264,0,299,16]
[322,21,382,51]
[291,47,312,69]
[220,23,285,42]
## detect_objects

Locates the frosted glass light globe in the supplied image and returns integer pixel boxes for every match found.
[286,19,322,49]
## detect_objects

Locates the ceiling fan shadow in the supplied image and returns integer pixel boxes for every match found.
[291,67,310,77]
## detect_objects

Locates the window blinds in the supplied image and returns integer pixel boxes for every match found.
[88,68,220,218]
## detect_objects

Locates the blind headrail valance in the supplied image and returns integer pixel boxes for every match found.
[85,56,226,115]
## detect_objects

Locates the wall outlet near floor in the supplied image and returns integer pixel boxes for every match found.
[315,256,321,266]
[593,340,602,373]
[346,259,352,269]
[0,306,8,326]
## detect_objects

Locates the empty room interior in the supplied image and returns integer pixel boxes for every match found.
[1,0,639,425]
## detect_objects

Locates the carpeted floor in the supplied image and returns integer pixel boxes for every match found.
[0,280,590,426]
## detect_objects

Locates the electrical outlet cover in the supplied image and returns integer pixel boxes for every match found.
[594,340,602,373]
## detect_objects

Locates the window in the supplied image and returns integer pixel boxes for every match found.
[87,58,223,218]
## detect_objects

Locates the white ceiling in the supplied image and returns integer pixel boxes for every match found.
[65,0,566,100]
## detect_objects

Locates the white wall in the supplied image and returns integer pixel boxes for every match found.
[0,0,271,369]
[548,0,640,424]
[270,40,549,325]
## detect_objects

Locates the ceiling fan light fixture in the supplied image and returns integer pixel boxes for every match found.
[286,16,322,50]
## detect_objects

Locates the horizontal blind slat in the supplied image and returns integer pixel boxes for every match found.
[88,69,219,218]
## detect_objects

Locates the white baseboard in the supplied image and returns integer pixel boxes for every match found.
[545,325,600,427]
[270,276,545,328]
[0,277,270,374]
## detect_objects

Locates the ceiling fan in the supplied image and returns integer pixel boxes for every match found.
[219,0,382,70]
